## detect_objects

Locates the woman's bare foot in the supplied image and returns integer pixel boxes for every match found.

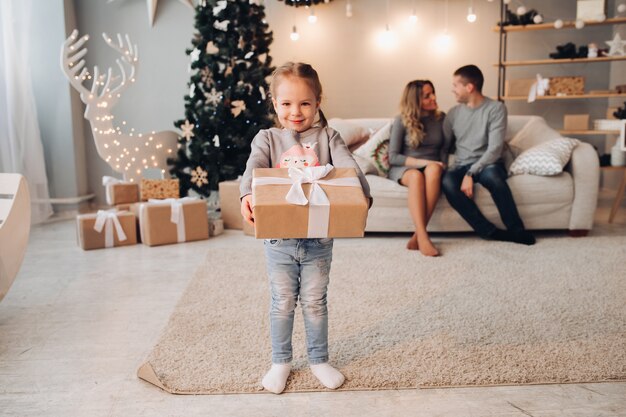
[406,233,419,250]
[417,235,440,257]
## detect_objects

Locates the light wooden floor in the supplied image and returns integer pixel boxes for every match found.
[1,193,625,417]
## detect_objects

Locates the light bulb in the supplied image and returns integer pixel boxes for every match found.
[554,19,564,29]
[467,7,477,23]
[346,1,353,18]
[533,14,543,24]
[409,12,418,24]
[516,6,527,15]
[575,19,585,29]
[308,8,317,24]
[618,4,626,13]
[290,26,300,41]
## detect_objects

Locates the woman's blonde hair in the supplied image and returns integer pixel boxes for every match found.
[400,80,441,148]
[269,62,328,128]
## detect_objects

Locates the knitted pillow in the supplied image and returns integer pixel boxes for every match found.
[509,137,580,176]
[353,121,391,177]
[328,118,371,151]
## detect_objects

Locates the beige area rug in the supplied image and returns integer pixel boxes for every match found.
[138,235,626,394]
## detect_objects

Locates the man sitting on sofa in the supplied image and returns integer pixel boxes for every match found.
[441,65,535,245]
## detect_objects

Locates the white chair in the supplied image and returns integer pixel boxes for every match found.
[0,174,31,302]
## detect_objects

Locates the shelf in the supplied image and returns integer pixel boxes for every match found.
[495,56,626,67]
[502,93,626,101]
[492,17,626,32]
[558,130,620,135]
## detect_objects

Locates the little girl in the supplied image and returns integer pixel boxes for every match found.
[239,62,371,394]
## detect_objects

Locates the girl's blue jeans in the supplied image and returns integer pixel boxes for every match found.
[264,238,333,365]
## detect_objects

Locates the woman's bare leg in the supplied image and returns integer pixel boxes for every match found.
[401,169,439,256]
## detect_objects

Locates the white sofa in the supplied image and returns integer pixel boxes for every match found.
[338,116,600,236]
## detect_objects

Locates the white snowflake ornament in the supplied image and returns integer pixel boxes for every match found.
[214,20,230,31]
[606,33,626,57]
[205,88,223,106]
[190,48,201,62]
[180,119,195,141]
[191,166,208,187]
[213,0,227,14]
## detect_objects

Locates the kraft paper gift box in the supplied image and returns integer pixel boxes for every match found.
[76,210,137,250]
[102,176,139,205]
[548,76,585,96]
[140,179,180,201]
[504,79,535,97]
[136,198,209,246]
[563,114,589,131]
[218,180,244,230]
[252,165,368,239]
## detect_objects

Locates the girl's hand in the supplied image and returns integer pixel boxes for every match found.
[241,194,254,225]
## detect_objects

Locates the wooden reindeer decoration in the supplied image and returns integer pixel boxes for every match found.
[60,29,179,182]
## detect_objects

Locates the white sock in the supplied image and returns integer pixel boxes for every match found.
[261,363,292,394]
[310,363,345,389]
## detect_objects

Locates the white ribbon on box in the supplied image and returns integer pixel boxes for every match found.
[251,164,362,238]
[528,74,549,103]
[93,209,128,248]
[146,197,198,243]
[102,176,125,206]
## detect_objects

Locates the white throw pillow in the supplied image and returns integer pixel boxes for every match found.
[508,116,562,157]
[352,154,379,176]
[353,121,391,177]
[328,118,371,151]
[509,137,580,176]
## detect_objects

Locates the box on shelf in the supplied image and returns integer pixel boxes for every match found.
[563,114,589,131]
[504,79,535,97]
[594,119,624,131]
[135,198,209,246]
[576,0,606,21]
[252,167,368,239]
[218,180,244,230]
[103,176,139,205]
[140,179,180,201]
[76,210,137,250]
[548,76,585,96]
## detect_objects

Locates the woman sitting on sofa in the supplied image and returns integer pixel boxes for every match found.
[388,80,447,256]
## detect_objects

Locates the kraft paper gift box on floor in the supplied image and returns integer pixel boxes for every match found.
[252,165,368,239]
[76,210,137,250]
[140,179,180,201]
[135,198,209,246]
[218,179,244,230]
[103,176,140,206]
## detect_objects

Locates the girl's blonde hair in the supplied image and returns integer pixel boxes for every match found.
[269,62,328,128]
[400,80,441,148]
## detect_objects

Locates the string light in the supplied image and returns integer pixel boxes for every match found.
[408,0,417,24]
[346,0,353,18]
[290,25,300,41]
[307,6,317,23]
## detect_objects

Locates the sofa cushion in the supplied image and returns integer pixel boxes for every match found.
[508,116,562,156]
[366,172,573,208]
[328,118,371,151]
[509,138,580,176]
[353,121,392,176]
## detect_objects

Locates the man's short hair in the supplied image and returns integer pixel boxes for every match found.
[454,65,484,93]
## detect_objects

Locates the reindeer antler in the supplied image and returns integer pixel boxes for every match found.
[60,29,92,100]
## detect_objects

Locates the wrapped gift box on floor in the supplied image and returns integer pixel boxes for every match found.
[218,180,244,230]
[252,165,368,239]
[76,210,137,250]
[103,176,139,205]
[140,179,180,201]
[136,198,209,246]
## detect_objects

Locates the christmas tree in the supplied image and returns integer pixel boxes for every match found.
[169,0,275,197]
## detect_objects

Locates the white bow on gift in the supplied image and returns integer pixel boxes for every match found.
[93,209,127,248]
[102,175,124,205]
[147,197,198,243]
[252,164,361,238]
[528,74,550,103]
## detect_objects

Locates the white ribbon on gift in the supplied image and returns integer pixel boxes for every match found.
[147,197,198,243]
[93,209,128,248]
[251,164,361,238]
[102,176,124,205]
[527,74,550,103]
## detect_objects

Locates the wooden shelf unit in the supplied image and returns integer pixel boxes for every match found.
[559,130,621,135]
[502,93,626,101]
[496,56,626,67]
[492,17,626,32]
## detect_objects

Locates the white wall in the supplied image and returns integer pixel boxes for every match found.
[65,0,622,204]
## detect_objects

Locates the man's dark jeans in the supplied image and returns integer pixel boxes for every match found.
[442,163,525,237]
